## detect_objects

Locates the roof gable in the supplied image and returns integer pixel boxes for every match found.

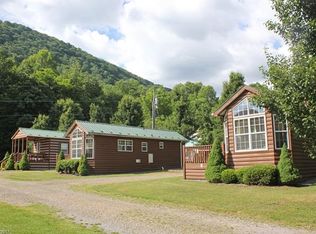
[67,121,187,142]
[213,85,258,117]
[12,128,66,139]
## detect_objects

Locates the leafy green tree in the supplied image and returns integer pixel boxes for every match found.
[277,144,300,185]
[205,138,226,183]
[89,103,101,122]
[219,72,245,104]
[256,0,316,158]
[267,0,316,55]
[52,98,83,131]
[32,114,50,129]
[112,95,143,126]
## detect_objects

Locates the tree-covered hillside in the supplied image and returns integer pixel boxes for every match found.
[0,21,245,159]
[0,20,152,85]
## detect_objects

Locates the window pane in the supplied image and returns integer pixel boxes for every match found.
[236,135,249,150]
[250,117,265,133]
[235,119,249,134]
[274,117,287,131]
[233,99,248,117]
[251,133,266,149]
[276,132,288,149]
[249,102,264,115]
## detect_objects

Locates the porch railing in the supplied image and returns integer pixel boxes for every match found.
[12,152,47,163]
[184,145,211,163]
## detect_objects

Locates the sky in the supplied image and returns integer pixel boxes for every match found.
[0,0,288,92]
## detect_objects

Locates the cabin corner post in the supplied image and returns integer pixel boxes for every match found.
[183,145,186,180]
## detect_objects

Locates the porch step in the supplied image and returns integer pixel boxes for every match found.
[30,162,55,170]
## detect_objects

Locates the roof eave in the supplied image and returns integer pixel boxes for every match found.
[213,85,258,117]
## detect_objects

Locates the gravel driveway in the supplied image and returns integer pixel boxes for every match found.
[0,171,313,234]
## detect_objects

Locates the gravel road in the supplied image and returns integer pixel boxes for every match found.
[0,171,314,234]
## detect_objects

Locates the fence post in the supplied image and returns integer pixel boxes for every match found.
[183,145,186,180]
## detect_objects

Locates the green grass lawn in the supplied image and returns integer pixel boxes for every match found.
[77,177,316,230]
[0,170,167,181]
[0,170,81,181]
[0,202,102,233]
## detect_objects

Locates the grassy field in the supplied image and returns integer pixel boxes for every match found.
[77,177,316,229]
[0,202,102,233]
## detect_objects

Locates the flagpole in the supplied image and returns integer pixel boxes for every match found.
[152,89,155,129]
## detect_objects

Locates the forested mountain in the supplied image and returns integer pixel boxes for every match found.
[0,21,152,85]
[0,20,245,158]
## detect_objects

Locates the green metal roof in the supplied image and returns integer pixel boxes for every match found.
[76,121,187,142]
[19,128,66,139]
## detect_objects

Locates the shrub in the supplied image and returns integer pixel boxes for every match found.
[5,155,15,170]
[243,164,278,185]
[56,159,79,174]
[221,169,238,184]
[57,151,65,161]
[235,167,249,184]
[55,151,65,172]
[205,138,226,183]
[14,162,20,170]
[19,152,30,170]
[78,155,89,176]
[0,152,10,170]
[277,144,301,185]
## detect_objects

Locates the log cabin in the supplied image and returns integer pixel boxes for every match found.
[213,85,316,178]
[11,128,69,170]
[65,121,187,174]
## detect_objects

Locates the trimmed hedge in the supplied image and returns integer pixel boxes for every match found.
[243,164,278,186]
[56,159,79,174]
[221,169,237,184]
[235,167,248,184]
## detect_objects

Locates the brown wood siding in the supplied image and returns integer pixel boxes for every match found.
[92,135,181,174]
[185,163,207,180]
[289,133,316,178]
[225,92,276,169]
[36,138,68,169]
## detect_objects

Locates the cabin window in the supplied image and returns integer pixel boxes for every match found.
[118,139,133,152]
[60,143,68,155]
[71,128,82,158]
[85,137,94,159]
[274,115,288,149]
[141,142,148,152]
[159,142,164,150]
[223,121,229,152]
[233,98,264,117]
[234,99,267,152]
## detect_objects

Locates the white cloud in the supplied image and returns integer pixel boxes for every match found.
[0,0,288,93]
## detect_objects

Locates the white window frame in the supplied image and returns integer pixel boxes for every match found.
[233,98,268,152]
[60,143,68,155]
[85,136,94,159]
[117,139,133,152]
[223,121,229,153]
[159,141,164,150]
[71,128,83,159]
[141,142,148,152]
[273,115,289,150]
